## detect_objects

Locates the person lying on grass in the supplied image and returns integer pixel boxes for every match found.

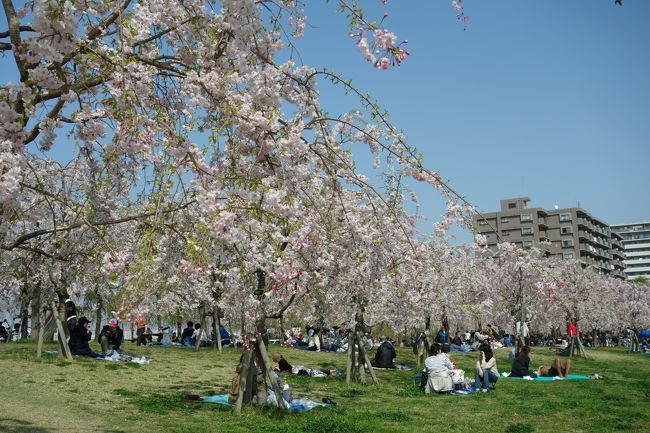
[271,352,339,377]
[537,358,573,378]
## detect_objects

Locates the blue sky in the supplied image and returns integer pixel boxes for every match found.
[290,0,650,243]
[2,1,648,244]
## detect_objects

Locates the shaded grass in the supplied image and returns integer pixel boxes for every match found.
[0,342,648,433]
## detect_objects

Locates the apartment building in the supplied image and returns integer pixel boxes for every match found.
[473,197,626,279]
[611,222,650,280]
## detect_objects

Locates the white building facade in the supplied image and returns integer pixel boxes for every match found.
[611,221,650,280]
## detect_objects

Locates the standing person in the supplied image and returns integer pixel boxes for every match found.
[135,313,147,346]
[474,344,499,392]
[567,320,577,339]
[69,317,103,358]
[98,318,124,355]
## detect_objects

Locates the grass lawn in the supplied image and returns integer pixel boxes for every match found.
[0,341,648,433]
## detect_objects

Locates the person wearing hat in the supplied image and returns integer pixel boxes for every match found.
[68,316,103,358]
[98,318,124,355]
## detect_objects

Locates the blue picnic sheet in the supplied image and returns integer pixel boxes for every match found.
[200,394,333,411]
[501,374,590,381]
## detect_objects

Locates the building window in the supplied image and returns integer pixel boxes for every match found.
[502,231,510,237]
[520,214,532,222]
[523,240,533,248]
[508,203,516,209]
[561,226,573,235]
[559,213,571,222]
[521,227,533,236]
[478,220,487,225]
[501,217,509,223]
[562,239,574,248]
[563,252,574,260]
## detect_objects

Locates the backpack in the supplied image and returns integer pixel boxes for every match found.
[419,370,429,391]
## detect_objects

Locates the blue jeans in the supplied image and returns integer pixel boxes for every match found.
[474,368,498,390]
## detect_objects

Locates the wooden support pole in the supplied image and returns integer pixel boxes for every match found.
[234,349,252,413]
[51,302,72,361]
[357,331,378,384]
[245,348,255,404]
[346,332,354,384]
[213,308,222,352]
[37,309,46,358]
[256,335,286,409]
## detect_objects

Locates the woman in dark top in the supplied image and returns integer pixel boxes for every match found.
[510,346,537,377]
[68,317,103,358]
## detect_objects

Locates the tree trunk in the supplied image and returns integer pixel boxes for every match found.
[95,294,103,338]
[52,302,72,361]
[30,298,41,341]
[357,331,379,384]
[213,307,221,351]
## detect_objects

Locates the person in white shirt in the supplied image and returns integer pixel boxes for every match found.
[424,343,453,393]
[474,343,499,392]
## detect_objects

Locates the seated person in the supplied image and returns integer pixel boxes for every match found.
[510,346,536,378]
[160,326,172,346]
[271,352,338,377]
[192,324,211,347]
[502,334,513,347]
[474,343,498,392]
[68,317,103,358]
[640,338,649,353]
[98,318,124,354]
[450,333,464,352]
[0,323,8,342]
[537,358,572,378]
[307,328,321,351]
[370,337,396,369]
[424,343,453,393]
[180,321,195,347]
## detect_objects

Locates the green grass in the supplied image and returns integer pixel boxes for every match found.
[0,341,648,433]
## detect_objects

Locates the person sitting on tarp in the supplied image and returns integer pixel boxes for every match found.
[370,336,396,369]
[219,325,231,346]
[69,317,103,358]
[510,346,537,378]
[98,318,124,355]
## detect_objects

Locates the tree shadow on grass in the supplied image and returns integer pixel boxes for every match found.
[0,417,53,433]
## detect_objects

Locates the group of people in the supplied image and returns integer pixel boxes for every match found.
[422,341,575,394]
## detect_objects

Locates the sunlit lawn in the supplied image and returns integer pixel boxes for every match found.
[0,341,648,433]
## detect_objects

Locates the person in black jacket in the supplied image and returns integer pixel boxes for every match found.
[370,337,397,369]
[510,346,537,378]
[68,317,103,358]
[180,321,195,347]
[98,318,124,354]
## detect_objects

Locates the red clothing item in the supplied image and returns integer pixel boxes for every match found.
[567,322,577,337]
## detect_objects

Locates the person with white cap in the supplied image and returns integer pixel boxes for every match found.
[98,318,124,355]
